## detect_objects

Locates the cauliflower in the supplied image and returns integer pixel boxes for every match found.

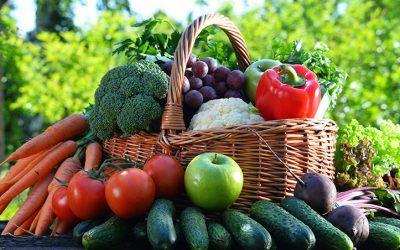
[188,98,264,130]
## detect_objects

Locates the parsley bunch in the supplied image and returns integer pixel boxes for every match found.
[271,39,348,110]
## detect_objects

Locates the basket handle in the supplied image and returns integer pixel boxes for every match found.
[160,14,251,133]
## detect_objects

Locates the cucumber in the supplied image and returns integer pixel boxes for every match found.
[73,218,106,243]
[180,207,209,250]
[223,209,273,250]
[362,221,400,250]
[207,221,233,250]
[132,218,147,243]
[147,199,177,250]
[371,216,400,229]
[281,197,353,250]
[174,220,188,249]
[249,200,316,250]
[82,215,130,250]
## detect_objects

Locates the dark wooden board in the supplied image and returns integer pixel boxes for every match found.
[0,221,152,250]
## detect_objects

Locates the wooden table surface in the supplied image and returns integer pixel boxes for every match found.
[0,221,155,250]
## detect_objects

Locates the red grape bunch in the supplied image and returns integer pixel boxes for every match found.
[162,54,247,111]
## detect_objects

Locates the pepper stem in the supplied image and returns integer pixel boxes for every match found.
[279,65,306,87]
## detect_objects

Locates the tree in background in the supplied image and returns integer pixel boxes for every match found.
[0,0,133,158]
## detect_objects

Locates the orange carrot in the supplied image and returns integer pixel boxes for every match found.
[51,218,74,236]
[1,114,88,165]
[0,154,37,183]
[1,172,54,235]
[83,142,102,171]
[48,157,82,192]
[0,146,56,196]
[0,201,10,214]
[36,157,81,235]
[29,208,41,232]
[0,141,77,206]
[34,192,56,236]
[0,155,37,196]
[13,209,39,235]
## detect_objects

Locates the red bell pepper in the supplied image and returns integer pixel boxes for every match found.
[255,64,321,120]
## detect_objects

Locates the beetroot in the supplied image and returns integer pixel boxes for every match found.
[326,205,369,247]
[294,173,337,215]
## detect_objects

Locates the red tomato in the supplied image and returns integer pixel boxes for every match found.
[143,154,184,198]
[105,168,155,219]
[67,171,110,220]
[52,186,80,224]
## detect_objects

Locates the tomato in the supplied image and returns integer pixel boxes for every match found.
[105,168,155,219]
[52,186,80,224]
[143,154,184,198]
[67,171,110,220]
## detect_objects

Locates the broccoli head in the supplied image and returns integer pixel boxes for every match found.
[88,60,168,140]
[116,94,162,136]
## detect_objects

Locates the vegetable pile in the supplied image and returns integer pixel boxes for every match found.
[1,14,400,250]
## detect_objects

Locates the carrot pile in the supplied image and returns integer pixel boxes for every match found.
[0,113,100,236]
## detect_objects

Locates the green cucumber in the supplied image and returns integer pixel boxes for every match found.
[82,215,130,250]
[250,200,316,250]
[147,199,177,250]
[281,197,353,250]
[132,218,147,243]
[362,221,400,250]
[180,207,209,250]
[371,216,400,229]
[223,209,273,250]
[73,218,107,243]
[207,221,233,250]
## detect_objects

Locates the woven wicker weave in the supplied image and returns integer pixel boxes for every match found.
[103,14,338,210]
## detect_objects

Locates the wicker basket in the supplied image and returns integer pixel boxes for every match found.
[103,14,338,211]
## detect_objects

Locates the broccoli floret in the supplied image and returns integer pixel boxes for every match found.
[88,106,115,140]
[141,67,169,99]
[98,93,124,120]
[116,94,162,136]
[88,60,168,140]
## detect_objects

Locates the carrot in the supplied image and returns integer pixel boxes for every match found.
[34,192,55,236]
[51,218,74,236]
[48,157,82,192]
[0,155,37,196]
[35,157,81,235]
[1,172,54,235]
[83,142,102,171]
[0,146,56,196]
[0,141,77,206]
[0,201,10,214]
[13,209,39,235]
[1,113,88,165]
[29,208,41,232]
[0,154,37,183]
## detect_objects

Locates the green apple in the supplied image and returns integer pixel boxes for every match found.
[184,153,243,211]
[244,59,281,103]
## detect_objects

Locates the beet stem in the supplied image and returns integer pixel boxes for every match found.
[250,129,305,185]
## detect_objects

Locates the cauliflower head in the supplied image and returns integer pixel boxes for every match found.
[188,98,264,130]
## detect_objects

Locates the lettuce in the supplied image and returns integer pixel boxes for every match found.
[337,119,400,178]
